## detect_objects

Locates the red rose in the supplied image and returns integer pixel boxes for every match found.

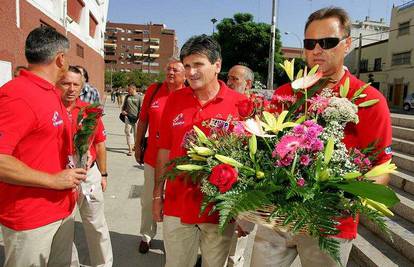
[85,106,103,119]
[237,99,255,118]
[209,164,238,193]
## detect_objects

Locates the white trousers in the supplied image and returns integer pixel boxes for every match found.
[1,209,75,267]
[163,215,234,267]
[124,117,136,147]
[72,165,113,267]
[251,225,353,267]
[139,164,157,242]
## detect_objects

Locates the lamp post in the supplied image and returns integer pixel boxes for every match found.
[211,18,217,34]
[267,0,278,91]
[284,31,302,49]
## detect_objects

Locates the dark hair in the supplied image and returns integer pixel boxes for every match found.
[75,65,89,82]
[305,7,351,38]
[180,34,221,64]
[68,65,83,75]
[128,83,137,88]
[25,26,69,64]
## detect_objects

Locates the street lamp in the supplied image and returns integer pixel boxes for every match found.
[211,18,217,34]
[284,31,302,49]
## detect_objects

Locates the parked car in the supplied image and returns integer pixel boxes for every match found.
[403,93,414,111]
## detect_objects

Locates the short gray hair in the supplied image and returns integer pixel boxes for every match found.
[25,26,69,64]
[231,65,254,82]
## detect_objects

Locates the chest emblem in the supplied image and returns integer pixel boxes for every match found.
[52,111,63,127]
[151,100,160,109]
[172,113,185,127]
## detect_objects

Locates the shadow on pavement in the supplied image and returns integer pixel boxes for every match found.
[74,222,165,267]
[106,147,130,155]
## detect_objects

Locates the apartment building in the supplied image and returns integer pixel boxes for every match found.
[0,0,109,90]
[104,22,177,74]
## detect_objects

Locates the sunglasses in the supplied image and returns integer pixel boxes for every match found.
[303,37,346,50]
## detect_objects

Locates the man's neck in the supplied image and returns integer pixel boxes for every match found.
[166,82,184,93]
[28,65,58,85]
[326,68,346,88]
[63,100,76,111]
[194,80,220,105]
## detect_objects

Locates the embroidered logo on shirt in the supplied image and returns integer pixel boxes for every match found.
[52,111,63,127]
[151,100,160,109]
[209,118,230,130]
[385,146,392,155]
[172,113,185,127]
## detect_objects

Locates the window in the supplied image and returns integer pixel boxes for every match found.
[120,61,124,64]
[40,20,55,30]
[392,51,411,66]
[127,38,132,41]
[388,85,393,101]
[403,84,408,100]
[374,58,382,71]
[89,12,98,37]
[127,30,132,33]
[359,59,368,73]
[398,21,410,36]
[67,0,84,24]
[121,37,125,41]
[76,44,84,58]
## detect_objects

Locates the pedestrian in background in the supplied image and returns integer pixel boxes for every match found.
[0,26,86,267]
[134,57,185,254]
[122,83,142,156]
[76,65,101,104]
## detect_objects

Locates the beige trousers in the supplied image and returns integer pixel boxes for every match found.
[124,117,136,147]
[1,209,75,267]
[139,164,157,242]
[251,225,353,267]
[72,165,113,267]
[163,215,234,267]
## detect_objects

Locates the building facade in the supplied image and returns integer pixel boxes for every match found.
[281,47,303,59]
[104,22,177,74]
[346,0,414,109]
[384,1,414,108]
[0,0,109,90]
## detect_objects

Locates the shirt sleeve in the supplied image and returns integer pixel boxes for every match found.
[0,97,37,154]
[138,83,157,122]
[157,94,175,150]
[92,118,106,145]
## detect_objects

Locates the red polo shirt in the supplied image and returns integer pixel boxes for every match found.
[273,70,392,239]
[158,81,247,224]
[69,99,106,162]
[0,70,75,231]
[139,82,183,167]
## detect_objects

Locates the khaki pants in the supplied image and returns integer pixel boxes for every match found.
[139,164,157,242]
[163,215,234,267]
[124,118,136,147]
[1,210,75,267]
[72,165,113,267]
[251,225,353,267]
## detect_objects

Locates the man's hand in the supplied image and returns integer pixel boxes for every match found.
[152,198,164,222]
[49,168,87,190]
[134,145,143,164]
[101,176,107,192]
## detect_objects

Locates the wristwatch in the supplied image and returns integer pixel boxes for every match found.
[101,172,108,177]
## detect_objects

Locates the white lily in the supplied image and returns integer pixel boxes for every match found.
[242,116,276,137]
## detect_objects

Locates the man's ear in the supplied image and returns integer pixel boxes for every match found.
[344,36,352,54]
[55,52,65,68]
[246,80,253,90]
[215,59,222,74]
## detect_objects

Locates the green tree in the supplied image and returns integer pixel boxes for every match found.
[111,71,128,89]
[214,13,284,86]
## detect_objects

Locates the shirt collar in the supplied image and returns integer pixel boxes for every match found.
[20,69,55,91]
[186,80,229,101]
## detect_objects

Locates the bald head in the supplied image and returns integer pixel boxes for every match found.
[227,65,254,93]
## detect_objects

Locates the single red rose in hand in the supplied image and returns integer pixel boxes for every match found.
[209,163,238,193]
[237,99,255,118]
[85,106,103,118]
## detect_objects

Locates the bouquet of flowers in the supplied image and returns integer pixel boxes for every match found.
[165,60,399,262]
[73,103,103,169]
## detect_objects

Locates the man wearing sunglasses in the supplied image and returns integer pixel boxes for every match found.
[251,7,392,267]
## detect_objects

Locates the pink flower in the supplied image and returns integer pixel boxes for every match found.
[276,154,294,166]
[300,155,311,166]
[308,95,329,114]
[274,135,302,158]
[297,178,305,187]
[232,121,247,136]
[310,139,324,152]
[363,158,371,166]
[354,158,362,165]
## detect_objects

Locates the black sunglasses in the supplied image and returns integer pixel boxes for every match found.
[303,37,346,50]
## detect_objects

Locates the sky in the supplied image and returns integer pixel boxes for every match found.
[108,0,409,49]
